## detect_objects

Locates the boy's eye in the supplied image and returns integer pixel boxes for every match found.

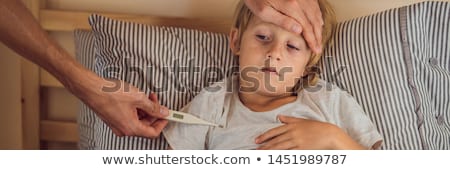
[287,44,300,51]
[256,34,270,41]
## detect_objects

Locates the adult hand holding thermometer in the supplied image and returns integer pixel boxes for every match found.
[138,94,222,128]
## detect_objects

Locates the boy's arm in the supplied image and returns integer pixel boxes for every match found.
[333,92,383,150]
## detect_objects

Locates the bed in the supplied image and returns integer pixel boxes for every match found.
[23,0,235,150]
[21,0,449,149]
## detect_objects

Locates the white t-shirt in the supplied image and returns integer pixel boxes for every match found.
[163,76,383,149]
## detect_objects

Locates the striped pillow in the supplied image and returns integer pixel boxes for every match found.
[321,1,449,149]
[80,1,449,150]
[404,1,449,149]
[88,14,236,149]
[74,30,96,149]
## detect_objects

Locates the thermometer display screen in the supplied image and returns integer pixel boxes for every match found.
[173,113,184,119]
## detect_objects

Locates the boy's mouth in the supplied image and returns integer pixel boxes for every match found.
[261,67,278,75]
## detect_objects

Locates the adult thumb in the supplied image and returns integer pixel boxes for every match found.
[138,93,168,119]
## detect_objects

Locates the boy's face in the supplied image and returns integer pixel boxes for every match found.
[230,16,312,96]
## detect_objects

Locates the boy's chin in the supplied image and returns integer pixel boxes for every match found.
[252,88,294,97]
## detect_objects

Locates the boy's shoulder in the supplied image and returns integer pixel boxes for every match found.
[198,75,236,96]
[300,79,351,102]
[191,76,235,104]
[302,79,344,93]
[186,76,235,117]
[299,79,362,116]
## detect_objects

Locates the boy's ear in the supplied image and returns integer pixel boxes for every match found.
[229,28,240,56]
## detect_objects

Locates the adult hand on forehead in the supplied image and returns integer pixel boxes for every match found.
[244,0,324,54]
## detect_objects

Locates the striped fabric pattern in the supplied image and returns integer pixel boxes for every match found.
[321,1,449,149]
[88,14,236,149]
[405,1,450,149]
[74,30,96,149]
[76,2,449,150]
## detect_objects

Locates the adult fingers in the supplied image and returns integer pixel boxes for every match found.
[138,114,158,126]
[303,0,324,53]
[311,23,323,54]
[137,93,168,119]
[148,93,160,116]
[246,0,303,34]
[300,18,320,54]
[134,118,168,138]
[151,119,169,133]
[268,0,309,33]
[268,0,322,53]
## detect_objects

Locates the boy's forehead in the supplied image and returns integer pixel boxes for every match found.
[247,16,307,42]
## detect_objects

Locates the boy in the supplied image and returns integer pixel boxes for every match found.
[163,0,382,149]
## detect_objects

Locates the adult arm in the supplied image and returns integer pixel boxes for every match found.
[244,0,323,54]
[0,0,168,138]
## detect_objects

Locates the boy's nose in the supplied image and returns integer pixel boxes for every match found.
[266,44,283,61]
[267,54,280,61]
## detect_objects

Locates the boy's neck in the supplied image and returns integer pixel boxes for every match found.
[238,92,297,112]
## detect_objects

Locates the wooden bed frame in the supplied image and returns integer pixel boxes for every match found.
[22,0,231,149]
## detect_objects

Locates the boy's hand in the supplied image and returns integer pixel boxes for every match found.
[255,115,365,150]
[255,115,335,149]
[244,0,323,54]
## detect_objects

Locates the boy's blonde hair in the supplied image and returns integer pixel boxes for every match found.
[232,0,337,89]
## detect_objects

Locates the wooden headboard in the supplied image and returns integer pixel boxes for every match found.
[23,0,232,149]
